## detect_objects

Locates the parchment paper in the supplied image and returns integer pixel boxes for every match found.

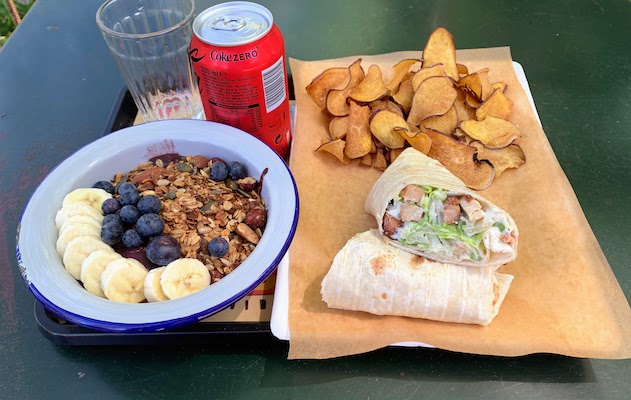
[287,47,631,359]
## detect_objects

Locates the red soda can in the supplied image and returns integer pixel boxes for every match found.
[190,2,292,158]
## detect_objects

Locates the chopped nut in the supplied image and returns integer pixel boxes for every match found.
[236,223,259,244]
[243,208,266,229]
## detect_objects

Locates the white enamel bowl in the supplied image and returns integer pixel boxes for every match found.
[17,119,298,332]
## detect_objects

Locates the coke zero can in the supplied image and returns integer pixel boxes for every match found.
[190,2,292,158]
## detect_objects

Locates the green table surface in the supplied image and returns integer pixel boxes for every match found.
[1,0,629,398]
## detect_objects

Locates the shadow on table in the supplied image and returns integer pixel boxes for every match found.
[259,347,595,387]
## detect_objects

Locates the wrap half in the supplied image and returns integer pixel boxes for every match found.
[321,230,514,326]
[365,148,518,267]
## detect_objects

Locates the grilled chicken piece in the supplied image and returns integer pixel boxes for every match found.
[400,203,424,221]
[383,213,403,236]
[400,184,424,203]
[443,196,461,224]
[460,195,484,222]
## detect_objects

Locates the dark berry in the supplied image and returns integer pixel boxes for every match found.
[121,229,143,248]
[210,161,228,181]
[119,190,140,206]
[101,198,121,215]
[136,213,165,237]
[92,181,115,194]
[102,213,122,226]
[208,237,229,257]
[101,220,123,245]
[119,205,140,225]
[116,182,137,196]
[145,234,182,266]
[227,161,247,180]
[137,195,162,215]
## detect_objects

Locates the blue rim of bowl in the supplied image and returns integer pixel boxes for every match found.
[16,119,299,333]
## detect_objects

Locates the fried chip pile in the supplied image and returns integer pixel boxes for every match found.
[307,27,526,190]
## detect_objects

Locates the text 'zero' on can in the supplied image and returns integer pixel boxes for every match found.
[190,1,292,158]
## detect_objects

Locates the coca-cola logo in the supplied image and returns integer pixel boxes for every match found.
[189,48,205,63]
[209,46,259,63]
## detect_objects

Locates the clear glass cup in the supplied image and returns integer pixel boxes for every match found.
[96,0,205,122]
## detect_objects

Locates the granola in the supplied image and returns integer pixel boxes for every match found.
[111,154,267,283]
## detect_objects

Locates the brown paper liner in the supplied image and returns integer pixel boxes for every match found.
[287,47,631,359]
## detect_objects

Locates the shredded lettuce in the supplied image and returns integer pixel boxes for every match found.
[395,186,486,262]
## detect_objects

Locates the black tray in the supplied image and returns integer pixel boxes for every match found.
[35,87,287,344]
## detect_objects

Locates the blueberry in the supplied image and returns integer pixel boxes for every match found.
[227,161,247,180]
[210,161,228,181]
[121,229,144,248]
[136,213,165,237]
[137,195,162,215]
[119,205,140,225]
[102,213,122,226]
[117,182,137,196]
[92,181,115,194]
[101,220,123,245]
[208,237,229,257]
[101,198,121,215]
[119,190,140,206]
[145,234,182,266]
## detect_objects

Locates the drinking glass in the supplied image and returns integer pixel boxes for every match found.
[96,0,204,121]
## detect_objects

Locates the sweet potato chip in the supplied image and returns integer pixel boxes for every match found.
[368,99,388,113]
[369,109,407,149]
[411,63,447,92]
[460,116,520,148]
[476,88,514,121]
[360,153,373,167]
[306,67,350,110]
[422,27,459,79]
[344,102,373,158]
[453,88,477,121]
[425,128,495,190]
[392,78,414,115]
[420,105,458,134]
[492,81,507,93]
[407,76,457,125]
[316,139,351,165]
[389,148,405,163]
[328,116,348,140]
[326,59,365,116]
[386,59,420,93]
[396,127,431,155]
[457,63,469,76]
[387,100,404,116]
[464,90,482,108]
[457,68,493,102]
[471,140,526,178]
[349,64,388,103]
[372,148,387,170]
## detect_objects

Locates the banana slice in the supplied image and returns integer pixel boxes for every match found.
[100,258,148,303]
[144,267,169,302]
[55,203,104,230]
[62,236,114,280]
[160,258,211,300]
[56,223,101,257]
[62,188,112,213]
[59,215,102,236]
[80,250,122,298]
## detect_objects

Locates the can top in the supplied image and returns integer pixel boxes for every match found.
[193,1,273,47]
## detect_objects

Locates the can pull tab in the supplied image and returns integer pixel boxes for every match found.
[211,16,246,31]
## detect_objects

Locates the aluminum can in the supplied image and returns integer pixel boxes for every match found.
[190,1,291,158]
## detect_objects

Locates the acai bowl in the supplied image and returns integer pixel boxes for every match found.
[17,119,298,332]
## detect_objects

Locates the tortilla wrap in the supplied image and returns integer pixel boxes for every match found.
[365,148,518,267]
[320,230,513,326]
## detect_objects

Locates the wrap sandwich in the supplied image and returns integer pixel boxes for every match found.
[320,229,514,325]
[365,148,518,267]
